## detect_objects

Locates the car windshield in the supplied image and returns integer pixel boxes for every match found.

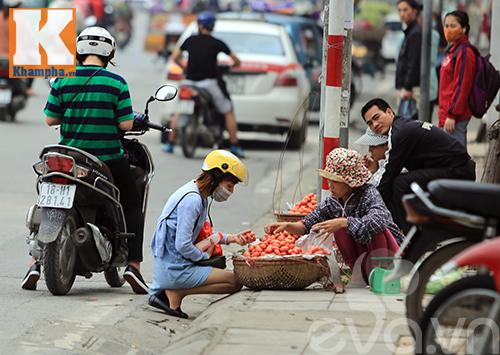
[214,32,285,56]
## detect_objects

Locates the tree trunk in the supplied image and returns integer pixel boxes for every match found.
[481,117,500,183]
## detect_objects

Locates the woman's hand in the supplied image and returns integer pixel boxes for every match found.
[228,230,256,245]
[311,218,348,234]
[444,118,456,133]
[264,222,288,235]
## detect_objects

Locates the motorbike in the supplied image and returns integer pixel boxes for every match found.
[176,66,231,158]
[417,238,500,355]
[0,58,27,122]
[24,85,176,295]
[385,179,500,338]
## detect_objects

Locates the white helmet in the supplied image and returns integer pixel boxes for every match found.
[77,26,116,58]
[3,0,23,7]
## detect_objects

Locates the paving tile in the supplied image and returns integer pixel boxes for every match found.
[221,327,308,349]
[302,340,393,355]
[257,290,335,302]
[250,301,330,311]
[209,343,301,355]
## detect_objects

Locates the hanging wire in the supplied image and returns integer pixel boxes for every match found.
[272,90,318,214]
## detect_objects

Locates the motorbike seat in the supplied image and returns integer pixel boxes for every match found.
[428,179,500,220]
[40,144,114,182]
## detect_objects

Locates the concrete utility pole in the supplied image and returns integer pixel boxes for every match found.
[318,0,353,200]
[481,0,500,183]
[419,0,433,122]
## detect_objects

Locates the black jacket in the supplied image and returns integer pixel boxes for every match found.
[395,20,422,90]
[377,117,473,203]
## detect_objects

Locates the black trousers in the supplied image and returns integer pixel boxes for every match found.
[389,160,476,233]
[106,157,144,262]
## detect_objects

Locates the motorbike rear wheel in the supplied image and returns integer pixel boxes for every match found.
[42,210,78,295]
[180,114,199,158]
[104,267,125,287]
[406,240,476,338]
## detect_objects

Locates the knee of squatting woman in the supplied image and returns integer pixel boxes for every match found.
[148,150,255,318]
[265,148,404,283]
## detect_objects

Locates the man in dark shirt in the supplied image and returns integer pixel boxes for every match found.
[167,11,245,157]
[395,0,421,103]
[361,98,476,232]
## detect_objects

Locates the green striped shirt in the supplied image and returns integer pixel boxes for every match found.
[44,65,133,161]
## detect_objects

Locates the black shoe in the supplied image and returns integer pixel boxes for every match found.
[21,262,40,290]
[148,293,188,319]
[123,265,149,294]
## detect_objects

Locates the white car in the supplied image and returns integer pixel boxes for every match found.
[381,13,405,62]
[163,18,311,148]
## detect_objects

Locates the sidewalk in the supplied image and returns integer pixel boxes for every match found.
[162,287,410,355]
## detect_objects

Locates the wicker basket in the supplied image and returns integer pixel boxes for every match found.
[233,256,327,290]
[274,212,307,222]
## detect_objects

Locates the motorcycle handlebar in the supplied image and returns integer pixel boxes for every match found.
[146,121,170,132]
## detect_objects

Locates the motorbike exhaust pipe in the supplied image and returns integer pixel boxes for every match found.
[73,226,103,271]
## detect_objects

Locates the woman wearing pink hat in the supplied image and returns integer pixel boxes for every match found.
[265,148,403,282]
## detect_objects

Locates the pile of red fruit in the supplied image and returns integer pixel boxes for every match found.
[242,231,331,258]
[288,193,317,215]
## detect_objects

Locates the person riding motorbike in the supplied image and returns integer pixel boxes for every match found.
[165,11,245,158]
[21,26,148,294]
[148,150,255,318]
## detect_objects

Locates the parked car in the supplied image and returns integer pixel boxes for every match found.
[381,13,404,62]
[163,17,311,148]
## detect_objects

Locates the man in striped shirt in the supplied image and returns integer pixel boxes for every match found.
[22,27,148,294]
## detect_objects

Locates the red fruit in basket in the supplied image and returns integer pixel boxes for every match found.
[243,251,250,257]
[251,252,260,258]
[280,246,289,253]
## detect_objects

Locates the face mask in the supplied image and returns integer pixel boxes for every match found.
[444,27,464,43]
[212,185,232,202]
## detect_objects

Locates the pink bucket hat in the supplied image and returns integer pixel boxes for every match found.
[318,148,372,188]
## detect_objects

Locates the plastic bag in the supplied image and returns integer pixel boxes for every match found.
[194,221,223,256]
[296,231,344,292]
[397,97,419,120]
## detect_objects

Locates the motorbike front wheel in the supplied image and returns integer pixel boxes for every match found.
[104,267,125,287]
[180,114,199,158]
[418,275,497,355]
[42,210,78,295]
[406,240,476,338]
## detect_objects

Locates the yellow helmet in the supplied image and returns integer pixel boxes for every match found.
[202,150,248,184]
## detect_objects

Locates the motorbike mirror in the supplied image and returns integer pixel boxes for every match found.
[154,85,177,102]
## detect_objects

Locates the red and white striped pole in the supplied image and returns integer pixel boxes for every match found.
[318,0,353,200]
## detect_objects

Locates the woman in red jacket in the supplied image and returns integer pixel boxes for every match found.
[438,10,476,149]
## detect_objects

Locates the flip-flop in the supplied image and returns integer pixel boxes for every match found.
[148,293,188,319]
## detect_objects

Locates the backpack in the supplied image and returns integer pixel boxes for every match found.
[452,44,500,118]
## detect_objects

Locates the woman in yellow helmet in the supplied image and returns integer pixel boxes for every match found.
[148,150,255,318]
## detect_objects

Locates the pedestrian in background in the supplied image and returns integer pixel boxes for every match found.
[395,0,422,103]
[438,10,476,148]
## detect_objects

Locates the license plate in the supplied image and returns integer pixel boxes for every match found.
[37,183,76,209]
[0,89,12,104]
[178,100,195,115]
[226,76,245,94]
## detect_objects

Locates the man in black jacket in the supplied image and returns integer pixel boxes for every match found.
[396,0,421,103]
[361,98,476,232]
